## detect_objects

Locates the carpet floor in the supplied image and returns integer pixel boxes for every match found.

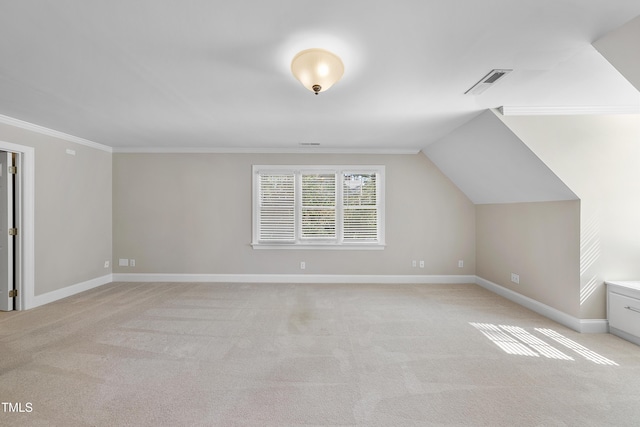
[1,281,639,426]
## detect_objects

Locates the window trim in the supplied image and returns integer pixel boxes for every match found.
[252,165,385,250]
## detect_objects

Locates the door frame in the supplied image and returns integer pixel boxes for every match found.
[0,140,34,311]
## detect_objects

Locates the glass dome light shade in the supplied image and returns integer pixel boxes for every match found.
[291,48,344,95]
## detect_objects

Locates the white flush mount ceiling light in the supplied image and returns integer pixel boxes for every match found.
[291,48,344,95]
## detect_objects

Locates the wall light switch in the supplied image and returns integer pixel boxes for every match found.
[130,259,136,267]
[412,260,417,267]
[458,260,464,268]
[419,260,425,268]
[300,261,306,270]
[104,260,110,268]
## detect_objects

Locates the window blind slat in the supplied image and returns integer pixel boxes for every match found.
[258,174,295,241]
[254,167,383,246]
[343,208,377,240]
[301,174,336,239]
[343,173,378,240]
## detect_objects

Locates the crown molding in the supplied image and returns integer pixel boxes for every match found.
[498,105,640,116]
[0,114,420,155]
[0,114,113,153]
[112,146,421,155]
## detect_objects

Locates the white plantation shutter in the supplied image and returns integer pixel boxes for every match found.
[343,173,378,241]
[253,166,384,247]
[257,173,295,242]
[301,173,336,239]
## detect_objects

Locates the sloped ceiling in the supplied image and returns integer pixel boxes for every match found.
[422,110,578,204]
[0,2,639,151]
[594,15,640,92]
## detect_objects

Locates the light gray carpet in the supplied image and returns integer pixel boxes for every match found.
[1,282,640,426]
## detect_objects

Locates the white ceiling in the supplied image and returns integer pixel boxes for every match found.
[424,110,578,204]
[0,1,639,151]
[594,15,640,91]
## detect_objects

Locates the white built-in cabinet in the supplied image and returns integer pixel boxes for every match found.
[606,281,640,346]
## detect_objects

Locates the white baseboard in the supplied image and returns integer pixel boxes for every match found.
[111,273,477,284]
[580,319,610,334]
[475,276,608,334]
[26,273,608,335]
[609,327,640,346]
[30,274,113,309]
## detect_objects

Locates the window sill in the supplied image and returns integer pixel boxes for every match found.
[251,243,385,250]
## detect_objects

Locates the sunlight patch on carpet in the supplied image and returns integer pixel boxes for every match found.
[535,328,618,366]
[470,323,539,357]
[471,323,618,365]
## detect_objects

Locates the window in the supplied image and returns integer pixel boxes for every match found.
[253,165,385,249]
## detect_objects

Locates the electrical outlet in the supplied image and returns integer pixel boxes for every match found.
[419,260,425,268]
[458,260,464,268]
[104,260,110,268]
[300,261,306,270]
[511,273,520,284]
[130,259,136,267]
[412,260,417,267]
[119,258,129,267]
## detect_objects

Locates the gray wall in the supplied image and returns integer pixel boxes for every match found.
[113,152,476,276]
[0,122,112,296]
[424,110,583,320]
[476,201,581,318]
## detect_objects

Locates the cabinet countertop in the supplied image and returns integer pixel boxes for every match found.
[606,281,640,292]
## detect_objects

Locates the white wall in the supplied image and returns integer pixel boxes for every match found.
[497,113,640,319]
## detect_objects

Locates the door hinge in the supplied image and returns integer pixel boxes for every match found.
[8,166,16,174]
[9,228,17,236]
[9,289,17,298]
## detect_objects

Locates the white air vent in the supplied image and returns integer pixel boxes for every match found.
[465,69,512,95]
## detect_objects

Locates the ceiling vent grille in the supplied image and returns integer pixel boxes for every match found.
[465,69,512,95]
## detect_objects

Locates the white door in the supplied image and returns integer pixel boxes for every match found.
[0,151,14,311]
